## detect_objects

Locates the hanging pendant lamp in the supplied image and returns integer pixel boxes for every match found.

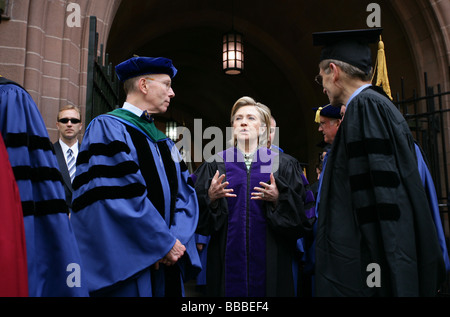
[223,30,244,75]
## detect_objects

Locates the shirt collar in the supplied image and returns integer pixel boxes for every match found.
[59,139,78,156]
[122,102,144,117]
[347,83,372,106]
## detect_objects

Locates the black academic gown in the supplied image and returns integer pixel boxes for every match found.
[315,86,446,296]
[194,147,313,297]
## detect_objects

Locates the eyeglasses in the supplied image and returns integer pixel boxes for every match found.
[318,119,338,128]
[145,77,172,91]
[58,118,81,124]
[315,74,323,86]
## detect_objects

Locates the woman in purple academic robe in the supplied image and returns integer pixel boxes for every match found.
[194,97,313,297]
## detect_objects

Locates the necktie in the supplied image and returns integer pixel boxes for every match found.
[67,148,76,183]
[141,110,154,123]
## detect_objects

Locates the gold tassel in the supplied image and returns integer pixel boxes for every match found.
[315,107,323,123]
[374,35,392,100]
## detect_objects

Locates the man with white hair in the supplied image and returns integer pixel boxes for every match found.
[71,56,201,297]
[312,28,446,296]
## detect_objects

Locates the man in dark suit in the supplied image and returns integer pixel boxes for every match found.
[54,105,82,211]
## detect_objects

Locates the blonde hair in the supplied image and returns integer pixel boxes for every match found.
[123,75,147,95]
[229,96,272,148]
[57,104,82,121]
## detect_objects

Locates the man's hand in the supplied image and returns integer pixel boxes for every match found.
[155,239,186,270]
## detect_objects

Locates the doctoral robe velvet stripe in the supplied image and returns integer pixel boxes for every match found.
[71,113,201,295]
[0,79,88,297]
[315,86,446,296]
[221,148,271,297]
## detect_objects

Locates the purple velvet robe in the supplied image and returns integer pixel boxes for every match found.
[194,147,313,297]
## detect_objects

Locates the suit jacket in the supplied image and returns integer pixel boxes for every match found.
[53,141,79,209]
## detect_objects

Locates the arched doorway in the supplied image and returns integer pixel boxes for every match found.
[99,0,445,179]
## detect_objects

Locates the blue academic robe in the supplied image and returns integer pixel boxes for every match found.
[0,80,88,296]
[70,110,201,296]
[189,173,210,289]
[194,234,210,286]
[415,144,450,272]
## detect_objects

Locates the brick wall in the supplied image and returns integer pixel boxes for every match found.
[0,0,120,141]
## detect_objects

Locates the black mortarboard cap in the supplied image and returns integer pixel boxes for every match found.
[313,28,383,75]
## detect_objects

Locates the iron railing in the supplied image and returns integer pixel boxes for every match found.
[394,72,450,295]
[85,16,120,125]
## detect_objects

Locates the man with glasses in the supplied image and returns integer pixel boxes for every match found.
[313,104,342,145]
[312,28,446,296]
[54,105,83,211]
[70,56,201,297]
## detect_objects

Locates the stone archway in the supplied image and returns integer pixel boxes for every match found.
[101,0,450,175]
[387,0,450,91]
[2,0,448,175]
